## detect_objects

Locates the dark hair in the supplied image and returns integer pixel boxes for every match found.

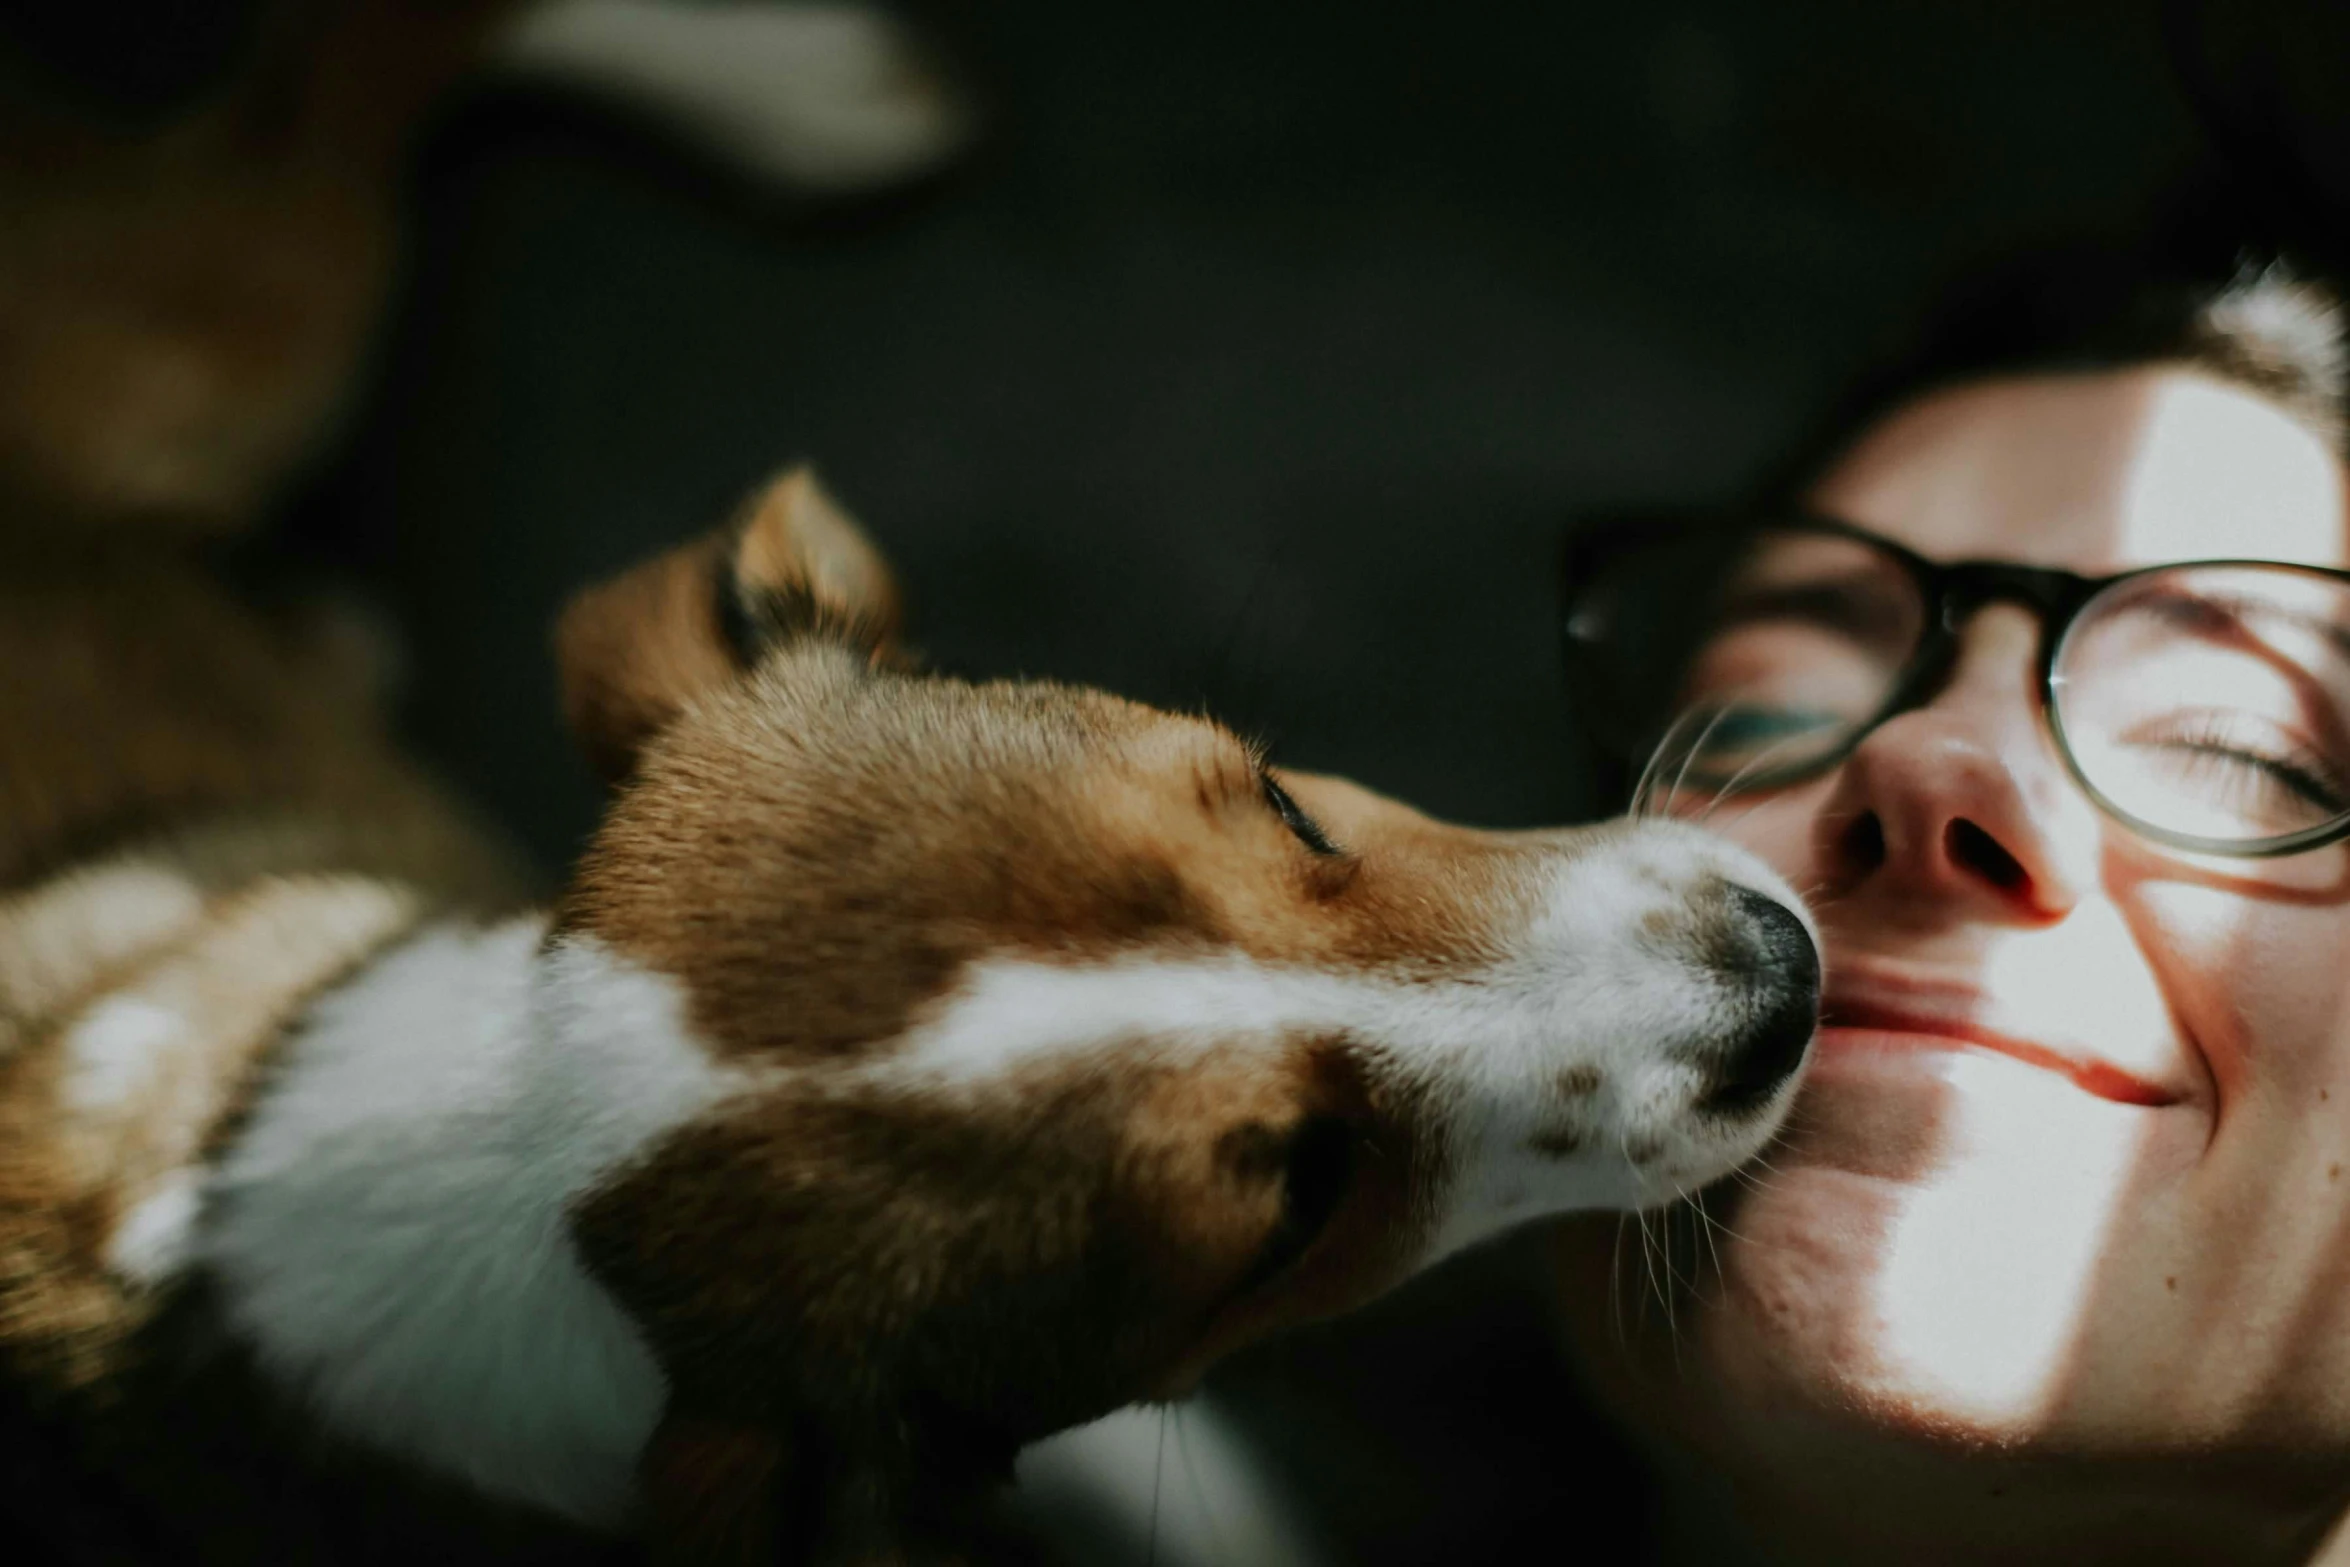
[1758,206,2350,505]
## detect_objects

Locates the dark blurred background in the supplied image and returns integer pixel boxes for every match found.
[287,0,2214,871]
[9,0,2308,1558]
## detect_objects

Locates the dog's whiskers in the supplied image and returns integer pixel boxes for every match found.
[1629,712,1683,820]
[1686,1184,1726,1290]
[1661,704,1734,820]
[1146,1404,1168,1567]
[1610,1210,1634,1354]
[1694,729,1816,824]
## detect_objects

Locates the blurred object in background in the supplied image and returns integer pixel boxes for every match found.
[0,0,970,541]
[0,0,482,539]
[499,1,976,194]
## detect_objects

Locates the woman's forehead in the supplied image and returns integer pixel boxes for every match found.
[1804,367,2350,573]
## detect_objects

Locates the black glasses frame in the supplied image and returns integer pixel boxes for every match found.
[1559,510,2350,858]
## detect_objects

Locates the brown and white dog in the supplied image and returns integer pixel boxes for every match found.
[0,466,1819,1564]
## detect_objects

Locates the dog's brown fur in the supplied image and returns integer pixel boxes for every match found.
[0,552,521,1367]
[0,568,535,1561]
[0,0,525,538]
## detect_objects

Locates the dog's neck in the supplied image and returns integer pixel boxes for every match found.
[194,916,736,1528]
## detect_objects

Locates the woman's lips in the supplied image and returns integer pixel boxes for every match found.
[1817,995,2183,1107]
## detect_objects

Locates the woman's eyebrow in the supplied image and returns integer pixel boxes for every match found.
[2127,585,2350,757]
[2137,583,2350,664]
[1718,571,1912,637]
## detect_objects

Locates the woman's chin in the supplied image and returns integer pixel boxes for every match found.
[1558,1041,2206,1451]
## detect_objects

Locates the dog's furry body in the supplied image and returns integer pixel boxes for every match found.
[0,548,564,1560]
[0,8,1819,1563]
[0,473,1818,1565]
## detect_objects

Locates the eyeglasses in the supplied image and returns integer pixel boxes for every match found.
[1558,512,2350,858]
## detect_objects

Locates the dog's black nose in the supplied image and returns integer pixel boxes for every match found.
[1707,885,1820,1111]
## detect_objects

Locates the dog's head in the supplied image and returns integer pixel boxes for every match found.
[547,471,1818,1562]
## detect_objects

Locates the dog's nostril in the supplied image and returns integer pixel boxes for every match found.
[1707,886,1821,1111]
[1713,986,1817,1110]
[1728,885,1819,990]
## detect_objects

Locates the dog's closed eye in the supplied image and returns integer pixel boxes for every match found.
[1260,773,1342,858]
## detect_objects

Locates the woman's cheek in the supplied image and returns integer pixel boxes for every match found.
[2226,908,2350,1100]
[2116,868,2350,1106]
[1681,782,1831,886]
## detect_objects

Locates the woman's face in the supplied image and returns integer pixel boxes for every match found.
[1555,367,2350,1524]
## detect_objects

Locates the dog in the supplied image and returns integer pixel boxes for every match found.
[0,3,1821,1558]
[0,465,1821,1564]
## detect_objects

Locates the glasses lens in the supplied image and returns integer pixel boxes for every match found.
[2054,565,2350,847]
[1566,523,1924,794]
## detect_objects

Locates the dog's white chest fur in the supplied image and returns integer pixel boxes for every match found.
[195,920,735,1526]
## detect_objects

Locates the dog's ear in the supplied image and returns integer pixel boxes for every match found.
[555,466,901,782]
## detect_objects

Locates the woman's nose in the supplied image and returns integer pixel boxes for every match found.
[1812,611,2096,923]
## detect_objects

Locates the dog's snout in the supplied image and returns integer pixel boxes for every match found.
[1706,885,1820,1111]
[1732,884,1819,987]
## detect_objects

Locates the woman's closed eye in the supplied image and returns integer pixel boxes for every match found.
[1690,701,1851,749]
[2122,709,2350,818]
